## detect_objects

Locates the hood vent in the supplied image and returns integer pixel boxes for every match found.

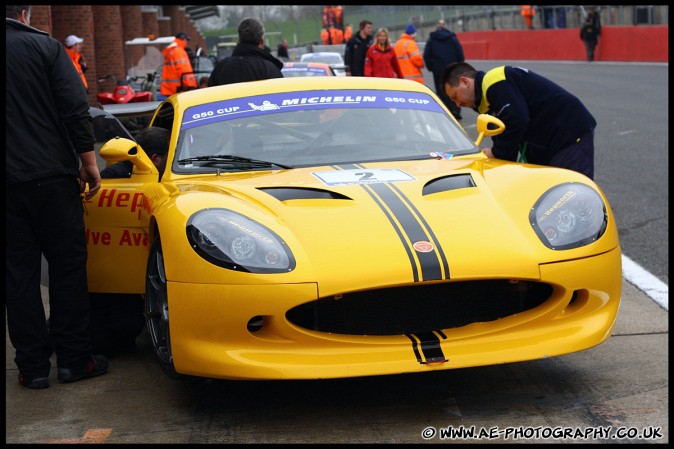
[259,187,352,202]
[423,174,475,196]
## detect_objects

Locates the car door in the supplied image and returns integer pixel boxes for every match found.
[85,108,158,294]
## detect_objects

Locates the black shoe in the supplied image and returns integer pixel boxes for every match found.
[18,373,50,389]
[57,355,108,383]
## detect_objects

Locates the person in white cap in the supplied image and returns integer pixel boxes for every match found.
[64,34,88,91]
[393,23,425,84]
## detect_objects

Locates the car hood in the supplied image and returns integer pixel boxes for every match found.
[164,158,618,291]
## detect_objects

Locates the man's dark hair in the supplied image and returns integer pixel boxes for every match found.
[440,62,477,88]
[135,127,170,157]
[6,5,29,19]
[238,17,264,45]
[359,19,372,31]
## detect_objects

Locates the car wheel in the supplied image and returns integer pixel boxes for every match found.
[145,238,181,379]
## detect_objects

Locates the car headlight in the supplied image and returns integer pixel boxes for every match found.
[530,183,608,250]
[186,209,295,273]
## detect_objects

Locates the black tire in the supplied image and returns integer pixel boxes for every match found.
[144,238,181,379]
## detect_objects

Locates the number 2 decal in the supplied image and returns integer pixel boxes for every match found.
[312,168,415,186]
[355,172,375,181]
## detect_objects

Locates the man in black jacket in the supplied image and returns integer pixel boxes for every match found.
[343,19,373,76]
[423,19,465,120]
[208,17,283,86]
[441,62,597,179]
[277,38,289,60]
[6,4,108,389]
[580,12,601,62]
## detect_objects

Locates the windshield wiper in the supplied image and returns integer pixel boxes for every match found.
[178,154,292,169]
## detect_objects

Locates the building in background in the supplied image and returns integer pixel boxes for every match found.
[29,5,216,106]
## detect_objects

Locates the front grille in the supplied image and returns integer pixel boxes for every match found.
[286,280,553,336]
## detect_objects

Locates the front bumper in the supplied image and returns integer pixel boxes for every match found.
[168,247,621,380]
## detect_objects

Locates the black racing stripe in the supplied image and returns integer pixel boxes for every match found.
[361,183,419,282]
[387,182,450,280]
[368,183,443,281]
[405,333,423,363]
[334,164,442,282]
[335,164,419,282]
[412,331,447,363]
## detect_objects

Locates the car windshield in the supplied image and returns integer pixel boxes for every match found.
[191,55,214,74]
[172,89,478,173]
[302,53,343,65]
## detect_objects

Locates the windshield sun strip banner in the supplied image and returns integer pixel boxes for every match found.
[181,89,445,130]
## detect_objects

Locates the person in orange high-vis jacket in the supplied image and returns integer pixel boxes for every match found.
[344,24,353,42]
[333,5,343,28]
[64,35,88,91]
[329,25,344,45]
[521,5,536,30]
[322,24,344,45]
[321,27,330,45]
[394,24,425,84]
[160,32,197,97]
[322,5,343,29]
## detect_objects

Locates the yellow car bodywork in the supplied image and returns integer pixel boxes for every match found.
[87,77,621,380]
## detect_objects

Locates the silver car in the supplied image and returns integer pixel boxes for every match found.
[300,52,347,76]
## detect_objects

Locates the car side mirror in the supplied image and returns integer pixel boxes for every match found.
[100,137,156,174]
[475,114,505,146]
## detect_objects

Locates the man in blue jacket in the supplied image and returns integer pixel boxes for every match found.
[423,19,464,120]
[441,62,596,179]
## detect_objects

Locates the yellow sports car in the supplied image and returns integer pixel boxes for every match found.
[89,77,621,380]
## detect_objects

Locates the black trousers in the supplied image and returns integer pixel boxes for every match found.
[527,129,595,180]
[433,72,462,119]
[583,40,598,61]
[549,129,595,179]
[6,175,92,378]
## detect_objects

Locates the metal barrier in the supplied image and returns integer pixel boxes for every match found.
[340,5,668,34]
[241,6,669,62]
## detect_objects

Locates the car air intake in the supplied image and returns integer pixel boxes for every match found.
[286,280,552,335]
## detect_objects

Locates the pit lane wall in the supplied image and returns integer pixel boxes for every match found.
[456,26,668,62]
